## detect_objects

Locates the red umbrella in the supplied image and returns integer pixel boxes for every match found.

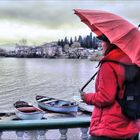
[74,9,140,66]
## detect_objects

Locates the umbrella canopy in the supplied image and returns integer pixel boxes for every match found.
[74,9,140,66]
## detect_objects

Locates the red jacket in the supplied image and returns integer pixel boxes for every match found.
[84,49,139,138]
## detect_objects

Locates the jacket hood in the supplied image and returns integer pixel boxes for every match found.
[101,48,132,65]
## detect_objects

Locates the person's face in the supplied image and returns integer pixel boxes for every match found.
[101,41,110,55]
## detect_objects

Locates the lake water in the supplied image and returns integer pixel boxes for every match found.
[0,58,98,112]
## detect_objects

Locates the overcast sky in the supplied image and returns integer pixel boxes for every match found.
[0,0,140,45]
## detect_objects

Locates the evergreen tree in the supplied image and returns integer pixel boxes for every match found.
[64,37,69,45]
[69,37,73,46]
[57,32,100,49]
[60,39,64,48]
[94,37,100,49]
[89,32,92,41]
[74,36,77,42]
[82,37,87,48]
[78,35,83,47]
[85,35,91,48]
[92,37,96,49]
[57,39,61,46]
[90,33,93,48]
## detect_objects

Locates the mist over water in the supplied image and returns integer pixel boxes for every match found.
[0,58,98,112]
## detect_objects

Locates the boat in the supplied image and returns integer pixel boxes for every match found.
[78,101,94,113]
[13,101,45,120]
[36,95,78,114]
[73,96,94,113]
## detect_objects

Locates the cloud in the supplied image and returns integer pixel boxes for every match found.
[0,1,78,29]
[0,18,90,45]
[0,0,139,27]
[0,0,139,44]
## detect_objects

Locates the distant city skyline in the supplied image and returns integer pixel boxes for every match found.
[0,0,139,45]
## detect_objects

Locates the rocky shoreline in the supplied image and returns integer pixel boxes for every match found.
[0,42,102,61]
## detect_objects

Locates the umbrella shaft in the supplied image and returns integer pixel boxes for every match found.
[80,71,97,92]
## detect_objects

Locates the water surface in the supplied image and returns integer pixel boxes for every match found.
[0,58,98,112]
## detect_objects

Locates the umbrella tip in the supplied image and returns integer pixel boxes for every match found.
[73,9,77,14]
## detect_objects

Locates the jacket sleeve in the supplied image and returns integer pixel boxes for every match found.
[84,63,118,107]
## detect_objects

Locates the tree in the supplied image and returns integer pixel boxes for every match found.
[74,36,77,42]
[60,39,64,46]
[57,39,61,46]
[69,37,73,46]
[64,37,69,45]
[78,35,83,46]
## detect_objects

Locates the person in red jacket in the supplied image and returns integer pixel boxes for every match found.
[80,34,139,140]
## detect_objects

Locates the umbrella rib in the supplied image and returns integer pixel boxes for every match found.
[90,18,125,24]
[111,27,137,43]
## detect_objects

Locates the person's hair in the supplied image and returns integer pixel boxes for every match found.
[97,34,118,55]
[97,34,110,43]
[104,44,118,56]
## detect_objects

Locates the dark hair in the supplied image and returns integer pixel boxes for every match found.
[97,34,118,55]
[97,34,110,43]
[104,44,118,56]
